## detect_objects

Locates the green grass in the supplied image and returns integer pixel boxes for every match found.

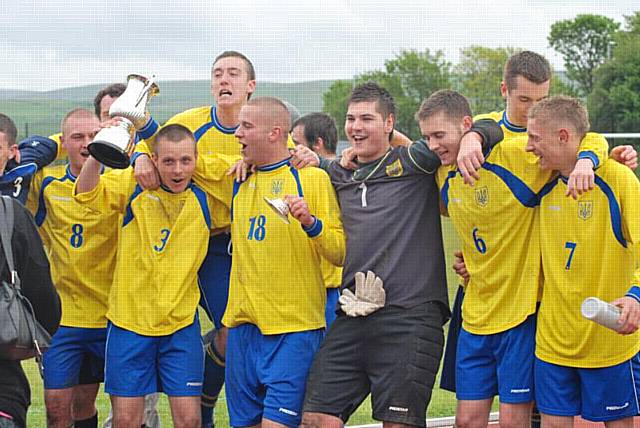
[24,218,464,427]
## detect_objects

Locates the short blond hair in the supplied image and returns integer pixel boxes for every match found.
[528,96,590,140]
[246,97,292,137]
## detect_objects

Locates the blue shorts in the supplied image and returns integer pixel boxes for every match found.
[43,326,106,389]
[535,354,640,422]
[325,288,340,329]
[456,314,536,403]
[198,233,231,329]
[104,319,204,397]
[226,324,323,428]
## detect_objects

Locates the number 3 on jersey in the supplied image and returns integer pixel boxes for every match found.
[154,228,171,252]
[248,215,266,241]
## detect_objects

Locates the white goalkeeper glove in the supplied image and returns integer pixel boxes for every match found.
[339,271,385,317]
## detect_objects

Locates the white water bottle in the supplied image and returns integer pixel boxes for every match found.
[581,297,623,332]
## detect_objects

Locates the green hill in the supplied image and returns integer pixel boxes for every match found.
[0,80,335,137]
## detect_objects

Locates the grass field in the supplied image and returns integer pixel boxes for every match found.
[21,218,465,427]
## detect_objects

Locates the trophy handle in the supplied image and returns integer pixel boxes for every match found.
[135,74,157,108]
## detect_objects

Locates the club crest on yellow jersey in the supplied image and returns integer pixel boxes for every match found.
[271,179,284,195]
[578,201,593,220]
[475,186,489,207]
[385,159,403,177]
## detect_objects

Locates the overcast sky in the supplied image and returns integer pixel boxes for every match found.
[0,0,637,91]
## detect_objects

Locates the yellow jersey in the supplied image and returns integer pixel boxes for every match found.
[48,132,67,161]
[438,130,609,335]
[221,158,345,335]
[26,164,121,328]
[536,159,640,368]
[321,259,342,289]
[74,170,222,336]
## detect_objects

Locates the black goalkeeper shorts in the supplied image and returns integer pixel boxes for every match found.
[303,301,446,427]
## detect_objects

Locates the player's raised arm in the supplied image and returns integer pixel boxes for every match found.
[17,135,57,170]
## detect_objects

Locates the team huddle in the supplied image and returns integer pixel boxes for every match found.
[0,49,639,428]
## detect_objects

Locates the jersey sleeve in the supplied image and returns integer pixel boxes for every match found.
[18,136,57,171]
[73,168,137,214]
[407,139,441,174]
[193,153,239,210]
[303,172,345,267]
[25,169,43,216]
[48,133,66,161]
[577,132,608,169]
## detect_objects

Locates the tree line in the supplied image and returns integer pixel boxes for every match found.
[323,11,640,145]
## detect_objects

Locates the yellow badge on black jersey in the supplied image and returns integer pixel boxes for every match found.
[385,159,403,177]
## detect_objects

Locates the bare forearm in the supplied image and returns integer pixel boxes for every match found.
[76,156,102,194]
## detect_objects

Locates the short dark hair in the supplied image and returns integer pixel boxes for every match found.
[415,90,472,123]
[348,81,396,120]
[93,83,126,117]
[213,51,256,81]
[0,114,18,146]
[292,113,338,154]
[153,124,196,153]
[503,51,551,90]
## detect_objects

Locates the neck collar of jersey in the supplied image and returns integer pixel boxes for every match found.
[160,182,193,194]
[501,110,527,133]
[66,163,105,182]
[211,106,239,135]
[257,157,292,172]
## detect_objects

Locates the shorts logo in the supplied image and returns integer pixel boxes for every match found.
[475,186,489,207]
[606,402,629,411]
[510,388,530,393]
[385,159,403,177]
[186,382,202,387]
[271,179,284,195]
[578,201,593,220]
[388,406,409,412]
[278,407,298,416]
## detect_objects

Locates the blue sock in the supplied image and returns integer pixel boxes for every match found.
[201,330,225,428]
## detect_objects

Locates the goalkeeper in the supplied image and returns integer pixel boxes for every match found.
[294,82,503,428]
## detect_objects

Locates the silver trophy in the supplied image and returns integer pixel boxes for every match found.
[264,197,290,224]
[89,74,159,169]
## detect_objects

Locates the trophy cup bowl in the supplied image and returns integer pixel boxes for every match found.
[88,118,136,169]
[89,74,159,169]
[264,197,290,224]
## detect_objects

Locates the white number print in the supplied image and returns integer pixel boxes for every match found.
[13,177,23,197]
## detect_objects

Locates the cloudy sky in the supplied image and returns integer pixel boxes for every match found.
[1,0,637,91]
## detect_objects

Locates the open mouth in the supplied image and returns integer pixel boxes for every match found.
[352,135,367,143]
[219,89,233,98]
[80,150,90,158]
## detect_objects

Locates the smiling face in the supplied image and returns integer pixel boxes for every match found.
[61,111,100,175]
[211,56,256,109]
[344,101,394,163]
[419,111,472,166]
[152,137,197,193]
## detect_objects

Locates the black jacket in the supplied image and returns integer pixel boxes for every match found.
[0,199,60,428]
